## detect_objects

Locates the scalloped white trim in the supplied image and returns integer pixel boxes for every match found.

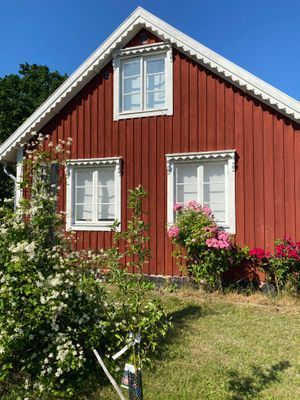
[67,157,121,173]
[166,150,236,173]
[113,42,172,57]
[1,7,299,162]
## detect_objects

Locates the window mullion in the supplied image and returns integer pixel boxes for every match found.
[142,56,145,111]
[93,170,98,223]
[198,164,203,205]
[121,63,124,113]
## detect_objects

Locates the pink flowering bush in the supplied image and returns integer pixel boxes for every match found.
[168,225,180,238]
[168,201,246,291]
[250,237,300,293]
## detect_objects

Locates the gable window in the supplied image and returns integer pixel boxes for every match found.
[66,158,121,231]
[166,151,236,233]
[113,43,173,120]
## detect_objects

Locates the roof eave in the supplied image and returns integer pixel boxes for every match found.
[1,6,299,162]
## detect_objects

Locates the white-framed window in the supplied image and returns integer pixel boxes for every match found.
[113,42,173,120]
[166,151,236,233]
[66,158,121,231]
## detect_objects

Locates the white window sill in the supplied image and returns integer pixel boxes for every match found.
[68,222,120,232]
[115,108,171,121]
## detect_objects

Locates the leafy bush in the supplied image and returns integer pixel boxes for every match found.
[0,137,170,398]
[250,236,300,293]
[168,201,246,291]
[107,185,171,368]
[0,137,116,399]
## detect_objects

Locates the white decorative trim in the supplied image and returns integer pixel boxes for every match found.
[113,42,172,57]
[166,150,236,234]
[66,157,121,232]
[1,7,299,162]
[113,43,173,121]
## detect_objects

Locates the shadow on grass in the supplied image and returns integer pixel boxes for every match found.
[227,360,291,399]
[155,304,214,362]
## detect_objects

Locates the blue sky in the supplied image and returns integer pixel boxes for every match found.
[1,0,299,100]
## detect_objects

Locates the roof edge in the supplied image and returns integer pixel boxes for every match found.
[1,7,299,162]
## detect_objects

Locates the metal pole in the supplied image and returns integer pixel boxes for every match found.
[93,349,126,400]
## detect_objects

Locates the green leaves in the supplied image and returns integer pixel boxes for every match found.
[108,186,171,369]
[0,63,67,200]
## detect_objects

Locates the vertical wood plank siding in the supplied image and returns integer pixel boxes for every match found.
[41,41,300,276]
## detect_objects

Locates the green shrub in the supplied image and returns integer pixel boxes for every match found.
[0,137,170,398]
[250,237,300,293]
[168,201,247,291]
[107,185,171,368]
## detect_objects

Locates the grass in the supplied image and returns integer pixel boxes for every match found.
[94,290,300,399]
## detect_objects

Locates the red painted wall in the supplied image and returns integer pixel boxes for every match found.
[40,31,300,276]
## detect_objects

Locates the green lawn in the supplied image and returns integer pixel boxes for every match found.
[94,291,300,399]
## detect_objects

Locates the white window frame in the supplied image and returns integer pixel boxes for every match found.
[14,147,24,209]
[113,42,173,120]
[166,150,236,233]
[66,157,121,231]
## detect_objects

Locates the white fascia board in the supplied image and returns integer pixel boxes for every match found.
[1,7,299,163]
[138,8,300,120]
[0,9,147,162]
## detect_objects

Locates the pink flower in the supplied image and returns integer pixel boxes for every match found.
[186,200,201,212]
[173,203,183,212]
[206,230,232,250]
[218,231,230,242]
[202,205,213,216]
[168,226,180,238]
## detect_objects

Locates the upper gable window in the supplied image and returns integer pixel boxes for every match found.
[113,43,173,120]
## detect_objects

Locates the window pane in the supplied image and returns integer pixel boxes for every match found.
[203,162,225,184]
[203,162,226,222]
[212,210,226,224]
[76,187,93,204]
[124,76,141,94]
[177,185,197,203]
[146,91,165,109]
[98,186,115,204]
[146,74,165,91]
[146,58,165,74]
[177,164,198,184]
[75,170,93,222]
[98,204,115,220]
[123,93,141,111]
[76,204,93,221]
[123,59,140,77]
[76,170,93,187]
[203,183,225,204]
[97,167,115,220]
[175,164,198,204]
[203,190,225,204]
[98,168,115,187]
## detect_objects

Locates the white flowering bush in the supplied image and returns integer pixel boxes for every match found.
[0,137,171,398]
[0,137,117,399]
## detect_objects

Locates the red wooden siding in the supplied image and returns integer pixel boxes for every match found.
[125,29,162,48]
[40,33,300,276]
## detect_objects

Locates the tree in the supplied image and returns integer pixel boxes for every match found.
[0,63,67,200]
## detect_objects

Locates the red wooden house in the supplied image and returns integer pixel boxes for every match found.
[1,7,300,276]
